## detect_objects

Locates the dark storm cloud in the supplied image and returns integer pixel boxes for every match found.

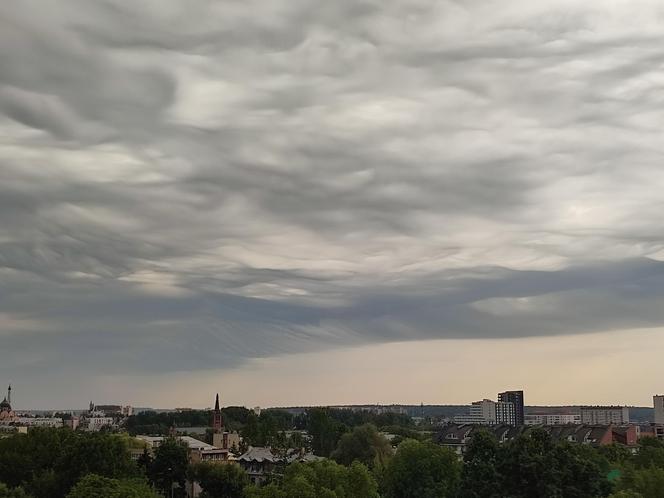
[2,0,664,379]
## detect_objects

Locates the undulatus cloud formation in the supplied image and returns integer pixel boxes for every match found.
[2,0,664,408]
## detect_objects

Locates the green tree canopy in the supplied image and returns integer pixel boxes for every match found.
[148,438,188,497]
[331,424,393,470]
[0,483,31,498]
[383,439,461,498]
[617,467,664,498]
[188,463,248,498]
[307,409,348,457]
[497,429,610,498]
[65,474,159,498]
[459,429,502,498]
[245,459,378,498]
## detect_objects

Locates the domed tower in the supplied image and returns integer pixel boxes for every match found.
[0,385,16,422]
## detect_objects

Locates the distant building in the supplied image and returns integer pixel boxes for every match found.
[0,386,17,424]
[64,417,80,430]
[654,395,664,425]
[15,417,63,428]
[211,393,241,453]
[87,403,132,418]
[454,399,497,425]
[652,426,664,440]
[238,447,321,486]
[454,399,516,426]
[525,414,581,425]
[498,390,525,426]
[580,406,629,425]
[435,423,639,457]
[84,417,115,431]
[496,401,516,425]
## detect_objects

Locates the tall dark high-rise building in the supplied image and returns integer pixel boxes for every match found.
[498,390,524,426]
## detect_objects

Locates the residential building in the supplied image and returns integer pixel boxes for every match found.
[454,399,516,426]
[136,435,216,452]
[238,447,320,486]
[84,417,115,431]
[435,423,640,457]
[498,390,525,426]
[64,417,80,430]
[435,424,523,456]
[15,417,63,428]
[654,395,664,425]
[94,405,133,417]
[496,401,516,425]
[525,414,581,425]
[454,399,496,425]
[580,406,630,425]
[652,426,664,440]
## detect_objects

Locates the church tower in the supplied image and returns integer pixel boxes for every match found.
[212,393,224,432]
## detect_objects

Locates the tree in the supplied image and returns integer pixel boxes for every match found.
[609,492,643,498]
[331,424,392,470]
[244,459,378,498]
[618,467,664,498]
[148,438,189,497]
[632,437,664,469]
[383,440,461,498]
[0,483,31,498]
[56,432,138,490]
[459,430,502,498]
[188,463,249,498]
[346,461,381,498]
[0,428,138,498]
[65,474,159,498]
[496,429,610,498]
[307,409,347,457]
[244,483,287,498]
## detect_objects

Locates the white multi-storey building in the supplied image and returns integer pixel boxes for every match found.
[580,406,629,425]
[654,395,664,425]
[495,401,516,425]
[15,417,63,428]
[454,399,516,425]
[84,417,115,431]
[454,399,496,424]
[525,414,581,425]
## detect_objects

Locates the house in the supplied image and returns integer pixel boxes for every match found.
[435,423,640,457]
[237,447,321,486]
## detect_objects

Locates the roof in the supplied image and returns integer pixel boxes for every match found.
[238,447,280,463]
[135,435,216,451]
[238,446,321,464]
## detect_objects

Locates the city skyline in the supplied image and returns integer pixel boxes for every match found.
[3,1,664,407]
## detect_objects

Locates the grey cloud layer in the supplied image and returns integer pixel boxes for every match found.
[2,0,664,376]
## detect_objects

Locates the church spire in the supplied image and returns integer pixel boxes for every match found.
[7,385,10,405]
[212,393,223,432]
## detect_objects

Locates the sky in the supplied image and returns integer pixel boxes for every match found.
[1,0,664,410]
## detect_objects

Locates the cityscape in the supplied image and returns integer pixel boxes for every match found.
[2,384,664,496]
[4,0,664,497]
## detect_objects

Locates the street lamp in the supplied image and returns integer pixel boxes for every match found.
[167,467,174,498]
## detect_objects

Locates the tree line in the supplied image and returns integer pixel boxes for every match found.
[2,423,664,497]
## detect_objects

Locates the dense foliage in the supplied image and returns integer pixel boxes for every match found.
[189,462,249,498]
[2,424,664,497]
[65,474,159,498]
[0,428,139,498]
[331,424,392,470]
[244,460,380,498]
